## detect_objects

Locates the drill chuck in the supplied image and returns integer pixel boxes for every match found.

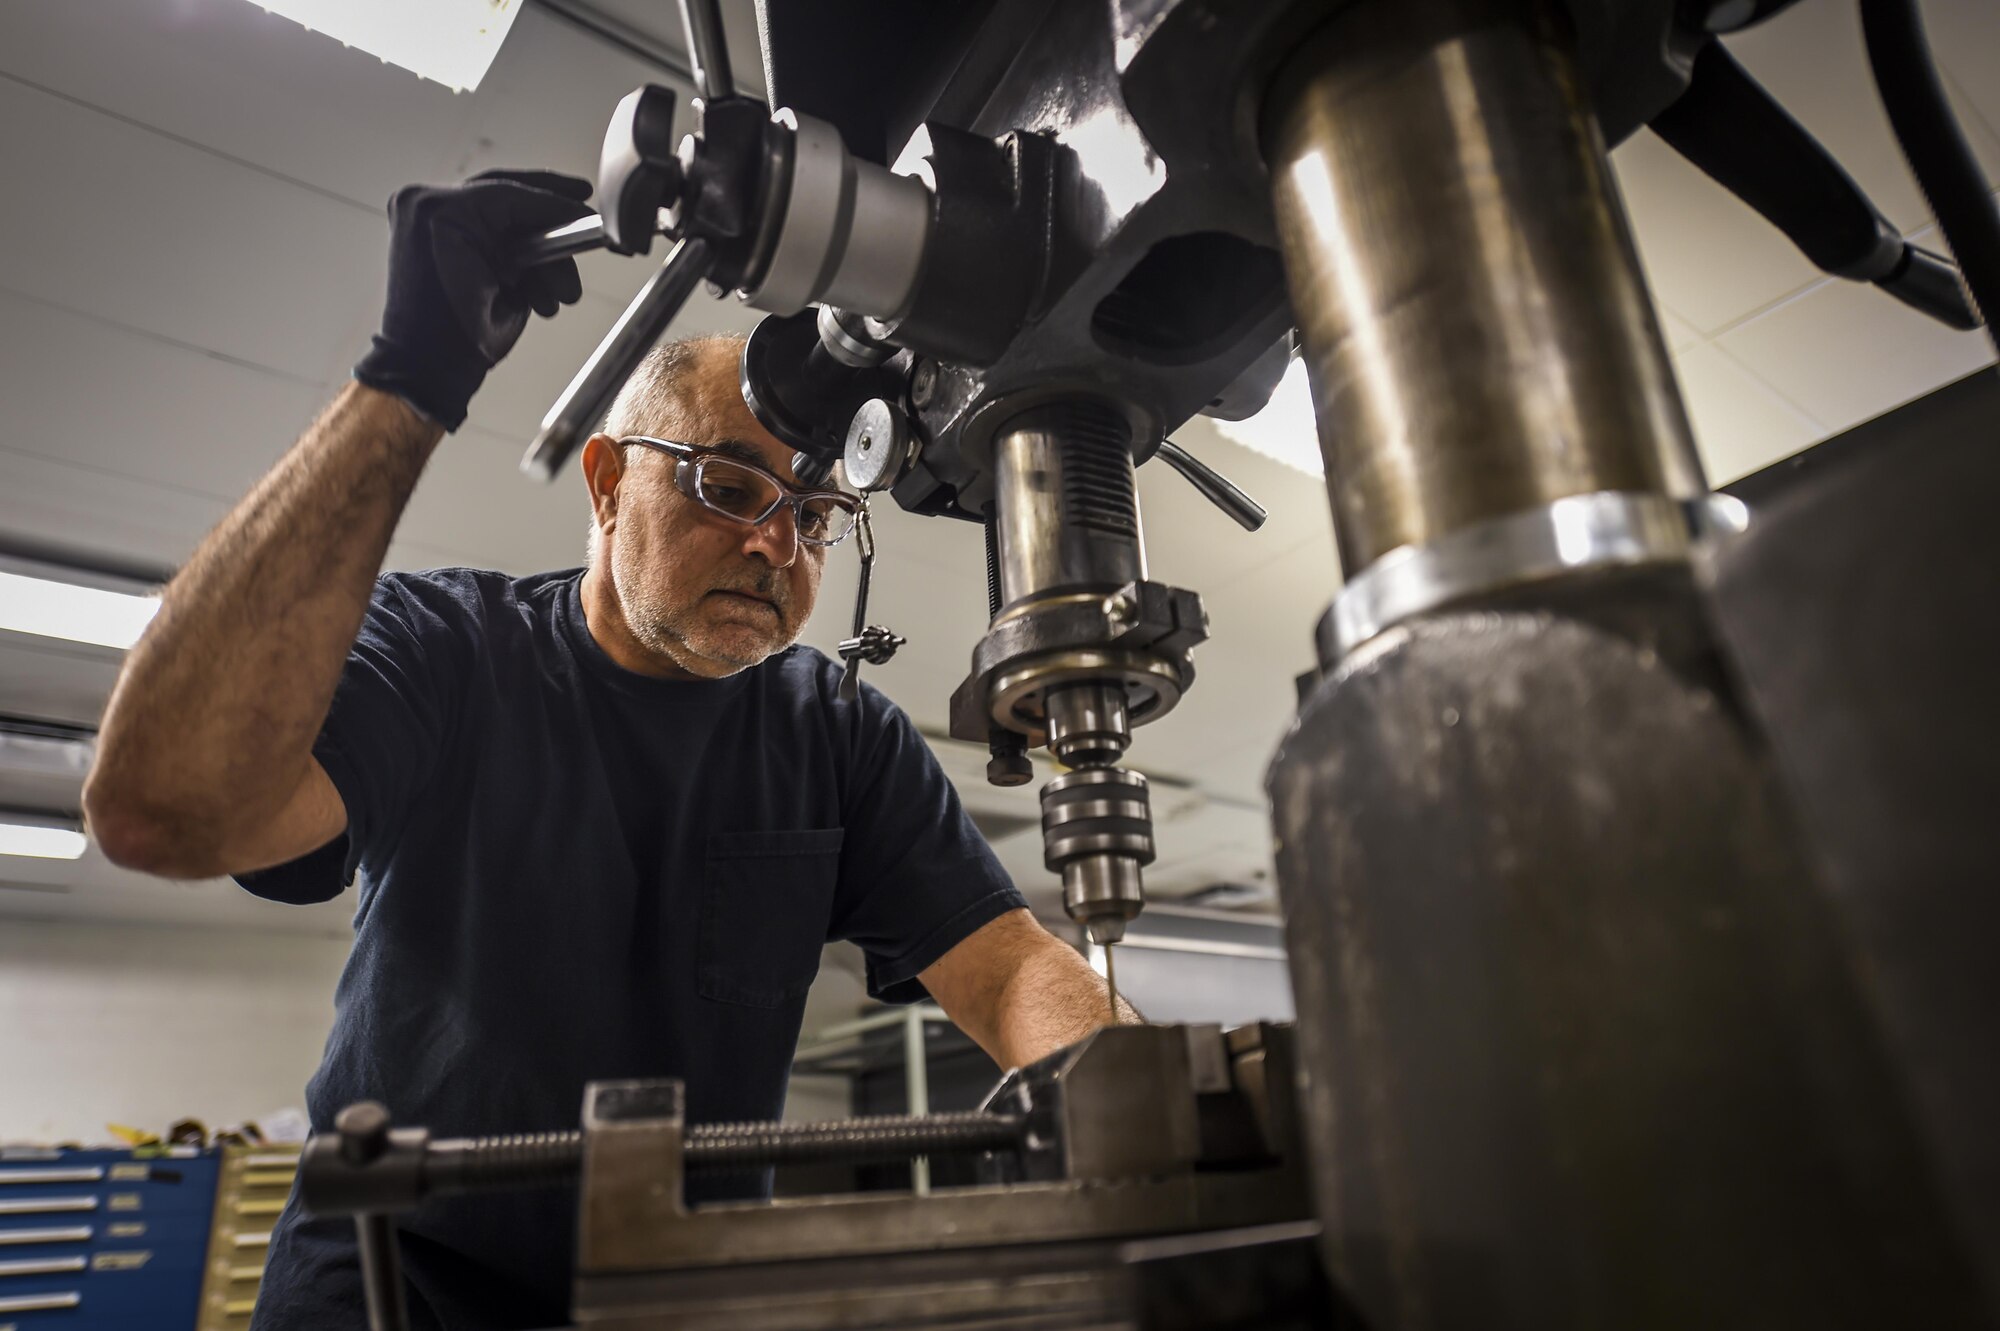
[1041,766,1153,941]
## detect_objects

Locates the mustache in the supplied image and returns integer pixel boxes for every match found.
[710,571,785,608]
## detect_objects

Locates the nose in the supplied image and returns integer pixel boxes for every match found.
[741,501,799,568]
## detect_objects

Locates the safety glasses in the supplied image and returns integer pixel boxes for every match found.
[619,436,861,547]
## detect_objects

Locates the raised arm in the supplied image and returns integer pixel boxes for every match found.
[85,170,593,879]
[85,385,440,877]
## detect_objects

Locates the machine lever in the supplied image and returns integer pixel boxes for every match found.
[520,236,713,482]
[1156,440,1268,532]
[511,214,611,270]
[676,0,736,103]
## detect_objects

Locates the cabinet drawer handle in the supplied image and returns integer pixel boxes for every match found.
[0,1255,87,1277]
[0,1226,91,1245]
[0,1167,103,1185]
[0,1196,96,1215]
[0,1290,83,1313]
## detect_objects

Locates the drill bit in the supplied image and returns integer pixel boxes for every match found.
[1103,940,1119,1024]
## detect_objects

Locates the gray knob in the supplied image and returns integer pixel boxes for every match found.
[336,1102,393,1166]
[844,398,912,492]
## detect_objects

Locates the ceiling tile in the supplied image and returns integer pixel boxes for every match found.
[460,284,762,444]
[1662,308,1703,354]
[453,6,697,305]
[0,447,228,571]
[0,0,473,210]
[1139,417,1339,590]
[0,77,385,384]
[396,424,600,575]
[1669,340,1825,484]
[1134,524,1335,802]
[581,0,767,97]
[1929,0,2000,154]
[0,846,353,937]
[1713,269,1995,438]
[0,291,324,501]
[1612,130,1822,335]
[0,635,124,730]
[1726,0,2000,235]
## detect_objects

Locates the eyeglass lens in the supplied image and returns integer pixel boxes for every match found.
[694,458,854,543]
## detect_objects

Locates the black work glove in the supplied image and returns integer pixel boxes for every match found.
[353,168,594,430]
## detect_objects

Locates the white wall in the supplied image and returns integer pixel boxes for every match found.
[0,924,892,1143]
[0,919,349,1143]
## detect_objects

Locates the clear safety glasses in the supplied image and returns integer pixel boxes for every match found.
[619,436,861,547]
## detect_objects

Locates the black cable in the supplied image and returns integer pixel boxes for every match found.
[1651,42,1978,329]
[1860,0,2000,361]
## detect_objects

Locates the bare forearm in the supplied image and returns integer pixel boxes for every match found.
[922,909,1142,1071]
[987,937,1141,1068]
[87,383,441,866]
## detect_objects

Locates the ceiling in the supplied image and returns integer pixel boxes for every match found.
[0,0,1993,937]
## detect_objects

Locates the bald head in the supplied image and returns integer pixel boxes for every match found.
[602,333,747,442]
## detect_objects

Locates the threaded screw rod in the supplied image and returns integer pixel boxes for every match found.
[414,1111,1026,1194]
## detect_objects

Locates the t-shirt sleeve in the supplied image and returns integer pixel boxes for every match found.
[828,684,1028,1004]
[234,573,469,904]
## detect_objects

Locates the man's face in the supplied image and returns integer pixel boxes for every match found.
[589,348,827,678]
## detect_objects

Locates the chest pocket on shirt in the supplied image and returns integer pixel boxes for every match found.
[698,828,845,1008]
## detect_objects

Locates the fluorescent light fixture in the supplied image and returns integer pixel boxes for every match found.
[0,813,86,862]
[245,0,526,92]
[0,570,160,650]
[1210,359,1324,477]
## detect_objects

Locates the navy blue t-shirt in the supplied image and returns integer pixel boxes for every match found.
[236,567,1023,1330]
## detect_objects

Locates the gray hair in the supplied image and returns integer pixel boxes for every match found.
[601,332,746,441]
[586,333,749,566]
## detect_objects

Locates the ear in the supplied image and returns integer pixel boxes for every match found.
[580,434,624,533]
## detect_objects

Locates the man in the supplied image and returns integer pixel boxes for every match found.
[84,169,1131,1329]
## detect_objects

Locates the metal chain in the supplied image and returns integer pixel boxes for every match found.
[837,500,906,700]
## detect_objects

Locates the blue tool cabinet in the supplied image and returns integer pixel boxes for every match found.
[0,1147,220,1331]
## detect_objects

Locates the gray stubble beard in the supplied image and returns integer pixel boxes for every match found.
[608,535,789,674]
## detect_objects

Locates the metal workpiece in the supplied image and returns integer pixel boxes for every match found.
[1265,0,1705,579]
[987,1024,1199,1183]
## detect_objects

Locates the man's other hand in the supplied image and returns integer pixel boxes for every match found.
[353,168,594,430]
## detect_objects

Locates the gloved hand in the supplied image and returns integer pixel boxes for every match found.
[353,168,594,430]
